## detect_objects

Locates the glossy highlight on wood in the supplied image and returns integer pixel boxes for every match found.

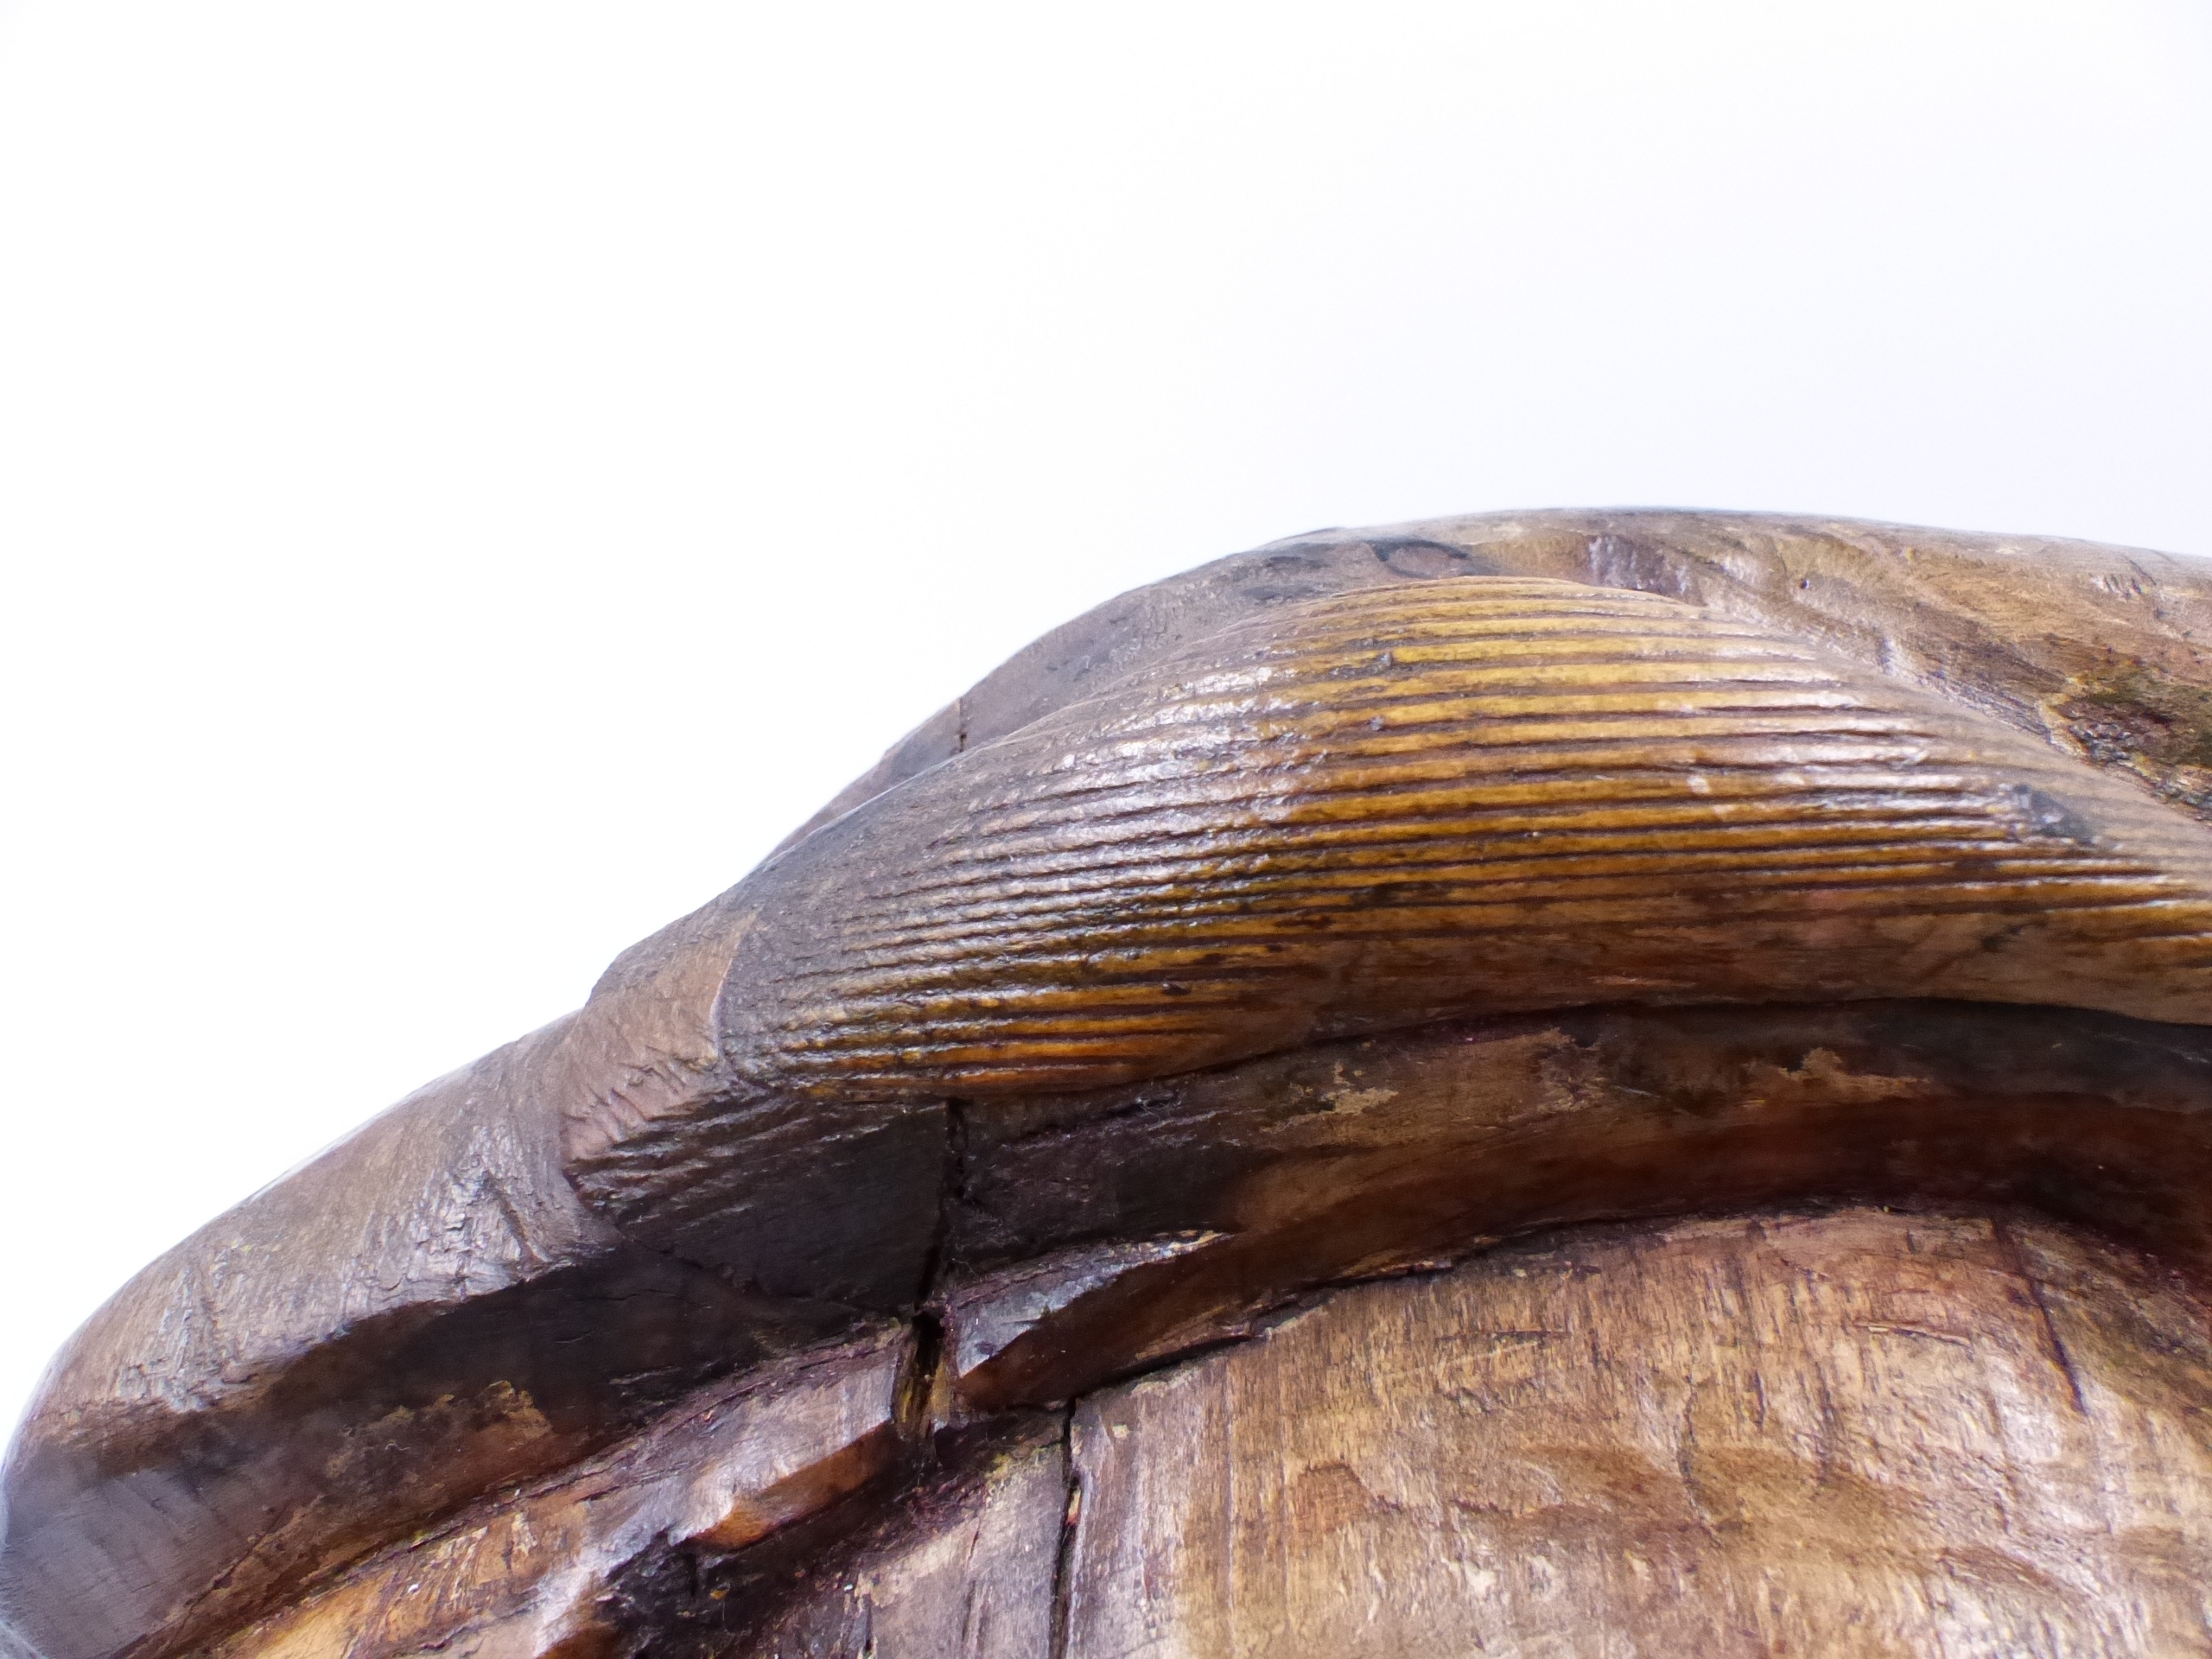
[10,510,2212,1658]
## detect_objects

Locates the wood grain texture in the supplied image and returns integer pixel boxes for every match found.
[941,1000,2212,1413]
[798,511,2212,842]
[714,1414,1068,1659]
[208,1326,912,1659]
[15,512,2212,1658]
[574,575,2212,1269]
[168,994,2212,1656]
[1062,1209,2212,1658]
[0,1007,875,1659]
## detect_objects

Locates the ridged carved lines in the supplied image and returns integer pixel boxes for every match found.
[721,576,2212,1102]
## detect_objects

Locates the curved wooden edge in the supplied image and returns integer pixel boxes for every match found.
[12,510,2212,1658]
[938,999,2212,1408]
[204,1325,917,1659]
[23,996,2212,1658]
[213,1184,2212,1656]
[777,508,2212,853]
[563,569,2212,1259]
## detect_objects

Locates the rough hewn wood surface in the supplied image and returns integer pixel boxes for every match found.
[1064,1209,2212,1659]
[794,511,2212,841]
[0,1018,873,1659]
[946,999,2212,1408]
[316,1206,2205,1658]
[209,1327,913,1659]
[716,1414,1067,1659]
[579,575,2212,1267]
[111,990,2212,1655]
[12,510,2212,1658]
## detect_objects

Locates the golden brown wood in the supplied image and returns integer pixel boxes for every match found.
[1063,1210,2212,1658]
[719,1414,1068,1659]
[946,999,2212,1402]
[14,510,2212,1658]
[208,1328,912,1659]
[802,512,2212,838]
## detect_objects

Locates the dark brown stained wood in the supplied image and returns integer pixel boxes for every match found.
[768,536,1440,853]
[208,1327,912,1659]
[0,983,929,1659]
[16,512,2212,1659]
[940,1000,2212,1413]
[931,999,2212,1522]
[714,1414,1067,1659]
[1439,511,2212,817]
[1060,1209,2212,1658]
[791,510,2212,847]
[936,1236,1235,1419]
[154,993,2212,1656]
[571,577,2212,1268]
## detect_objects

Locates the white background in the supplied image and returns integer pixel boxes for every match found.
[3,2,2209,1438]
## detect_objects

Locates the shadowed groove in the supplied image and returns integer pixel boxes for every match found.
[552,578,2212,1207]
[30,518,2212,1659]
[874,773,2063,874]
[825,836,2155,931]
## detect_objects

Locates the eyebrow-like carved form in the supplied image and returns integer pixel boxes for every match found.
[11,508,2212,1659]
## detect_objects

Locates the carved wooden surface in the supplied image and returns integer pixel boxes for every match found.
[1061,1209,2212,1658]
[207,1328,913,1659]
[721,1414,1067,1659]
[10,509,2212,1657]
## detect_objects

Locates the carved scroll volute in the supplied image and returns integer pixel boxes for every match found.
[10,510,2212,1659]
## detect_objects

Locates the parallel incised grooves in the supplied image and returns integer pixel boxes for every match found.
[573,577,2212,1249]
[22,514,2212,1659]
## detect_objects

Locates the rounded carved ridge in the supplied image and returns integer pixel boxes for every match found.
[14,512,2212,1659]
[570,574,2212,1245]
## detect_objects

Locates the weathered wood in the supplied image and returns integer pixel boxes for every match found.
[796,511,2212,842]
[209,1327,912,1659]
[715,1414,1068,1659]
[1062,1208,2212,1657]
[943,1001,2212,1414]
[14,510,2212,1658]
[575,575,2212,1271]
[232,1203,2211,1656]
[0,1008,878,1659]
[184,994,2212,1654]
